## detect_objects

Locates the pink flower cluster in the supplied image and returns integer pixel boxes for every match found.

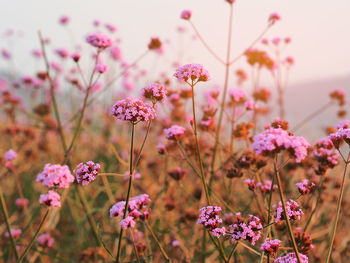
[181,10,192,20]
[110,194,151,230]
[95,63,108,74]
[4,149,17,161]
[268,13,281,24]
[274,199,303,223]
[229,213,262,245]
[197,206,226,238]
[38,233,54,248]
[257,180,278,194]
[4,229,22,239]
[86,33,113,49]
[142,83,168,103]
[164,125,186,140]
[110,98,156,123]
[15,198,29,210]
[313,138,339,168]
[251,127,310,163]
[174,64,210,83]
[36,164,74,189]
[274,253,309,263]
[39,190,61,208]
[296,179,315,195]
[229,88,246,103]
[260,239,281,256]
[328,127,350,148]
[74,161,100,186]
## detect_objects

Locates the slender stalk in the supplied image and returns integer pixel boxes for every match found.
[116,123,135,263]
[0,185,19,260]
[325,151,350,263]
[145,222,172,262]
[202,229,206,263]
[17,209,50,263]
[133,119,152,171]
[208,233,227,262]
[210,4,234,189]
[274,159,301,263]
[227,241,239,262]
[130,229,141,263]
[189,81,211,206]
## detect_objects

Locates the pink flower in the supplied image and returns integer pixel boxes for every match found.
[4,229,22,239]
[142,83,168,103]
[110,97,156,123]
[251,127,310,163]
[285,37,292,44]
[55,48,70,59]
[274,253,308,263]
[181,10,192,20]
[110,46,122,60]
[86,33,113,49]
[1,48,11,59]
[328,127,350,148]
[95,63,108,74]
[71,52,81,62]
[296,179,315,195]
[260,239,281,256]
[229,88,246,103]
[257,180,278,193]
[36,163,74,189]
[74,161,100,186]
[164,125,185,140]
[59,15,69,25]
[244,179,256,191]
[285,56,294,65]
[174,64,210,83]
[4,149,17,161]
[197,206,226,238]
[172,240,180,247]
[336,120,350,129]
[274,199,303,223]
[229,213,262,245]
[268,13,281,24]
[121,216,136,229]
[105,23,118,33]
[38,233,54,248]
[15,198,29,210]
[272,37,281,46]
[39,190,61,208]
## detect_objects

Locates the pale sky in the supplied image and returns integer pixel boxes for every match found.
[1,0,349,85]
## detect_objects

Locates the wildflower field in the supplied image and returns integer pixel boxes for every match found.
[0,1,349,262]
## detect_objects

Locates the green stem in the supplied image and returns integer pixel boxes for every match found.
[190,81,211,206]
[0,185,19,260]
[17,209,50,263]
[116,123,135,263]
[145,222,172,262]
[325,152,350,263]
[227,241,239,262]
[274,159,301,263]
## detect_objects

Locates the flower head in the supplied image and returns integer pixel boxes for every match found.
[95,63,108,74]
[110,98,156,123]
[229,213,263,245]
[274,253,308,263]
[164,125,186,140]
[296,179,315,195]
[74,161,100,186]
[36,164,74,189]
[4,229,22,239]
[86,33,113,49]
[38,233,54,248]
[4,149,17,161]
[197,206,226,238]
[274,199,303,223]
[268,13,281,24]
[181,10,192,20]
[174,64,210,83]
[142,83,168,103]
[260,239,281,257]
[39,190,61,208]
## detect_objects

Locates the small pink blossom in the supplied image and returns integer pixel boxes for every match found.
[4,149,17,161]
[142,83,168,103]
[229,88,246,103]
[121,216,136,229]
[274,253,308,263]
[181,10,192,20]
[174,64,210,83]
[15,198,29,210]
[269,13,281,24]
[95,63,108,74]
[86,33,113,49]
[274,199,303,223]
[36,163,74,189]
[260,239,281,256]
[164,125,186,140]
[38,233,54,248]
[4,229,22,239]
[74,161,100,186]
[229,213,262,245]
[39,190,61,208]
[296,179,315,195]
[59,15,69,25]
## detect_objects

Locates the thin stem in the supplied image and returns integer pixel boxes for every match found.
[17,209,50,263]
[145,222,172,262]
[0,184,19,260]
[208,233,228,262]
[133,120,152,171]
[63,50,101,164]
[189,21,225,65]
[209,4,234,189]
[274,158,301,263]
[116,123,135,263]
[325,151,350,263]
[130,229,141,263]
[227,241,239,262]
[38,31,67,152]
[190,81,211,206]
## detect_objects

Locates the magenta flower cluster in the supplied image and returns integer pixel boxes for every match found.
[4,229,22,239]
[4,149,17,161]
[229,88,246,103]
[313,138,339,167]
[229,213,262,245]
[174,64,210,83]
[39,190,61,208]
[74,161,100,186]
[296,179,315,195]
[260,239,281,256]
[38,233,54,248]
[142,83,168,103]
[274,253,309,263]
[251,127,310,163]
[197,206,226,238]
[86,33,113,49]
[36,163,75,189]
[328,127,350,148]
[274,199,303,223]
[110,194,151,230]
[110,98,156,123]
[164,125,186,140]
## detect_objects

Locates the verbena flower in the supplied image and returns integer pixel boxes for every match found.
[4,149,17,161]
[181,10,192,20]
[38,233,54,248]
[260,239,281,257]
[274,253,308,263]
[142,83,168,103]
[274,199,303,223]
[164,125,185,140]
[174,64,210,83]
[110,98,156,123]
[36,164,74,189]
[296,179,315,195]
[74,161,100,186]
[4,229,22,239]
[197,206,226,238]
[39,190,61,208]
[86,33,113,49]
[229,213,262,245]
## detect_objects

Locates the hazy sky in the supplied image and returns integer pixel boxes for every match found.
[1,0,349,85]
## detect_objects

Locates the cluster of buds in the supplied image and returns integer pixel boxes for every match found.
[245,49,275,71]
[229,213,263,245]
[294,228,314,254]
[260,239,281,257]
[274,253,309,263]
[313,138,339,175]
[296,179,315,195]
[274,199,304,223]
